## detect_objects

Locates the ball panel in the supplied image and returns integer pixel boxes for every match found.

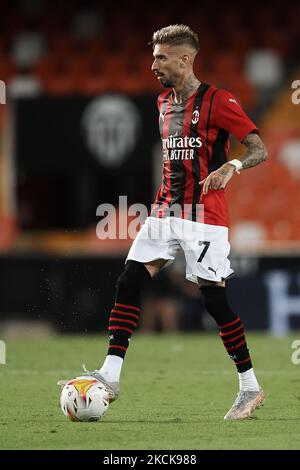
[60,377,110,422]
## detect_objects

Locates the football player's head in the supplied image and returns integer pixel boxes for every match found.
[151,24,199,88]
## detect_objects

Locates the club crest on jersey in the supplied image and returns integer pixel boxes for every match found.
[191,109,199,125]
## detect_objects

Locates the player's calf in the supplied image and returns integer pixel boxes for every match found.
[106,260,152,360]
[200,284,261,394]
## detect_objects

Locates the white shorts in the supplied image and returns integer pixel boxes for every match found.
[126,216,233,284]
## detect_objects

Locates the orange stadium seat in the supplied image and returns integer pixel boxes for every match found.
[79,74,112,94]
[32,57,54,81]
[68,56,92,77]
[0,55,18,82]
[2,1,296,108]
[44,75,76,95]
[102,56,131,78]
[116,73,148,95]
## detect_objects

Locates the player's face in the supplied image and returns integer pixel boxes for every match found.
[152,44,184,88]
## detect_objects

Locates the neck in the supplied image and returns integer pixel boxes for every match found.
[173,74,201,104]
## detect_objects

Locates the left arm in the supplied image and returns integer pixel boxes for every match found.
[200,132,267,195]
[238,132,267,169]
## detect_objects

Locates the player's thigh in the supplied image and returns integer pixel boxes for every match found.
[126,217,179,276]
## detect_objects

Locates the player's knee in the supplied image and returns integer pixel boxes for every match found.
[144,259,167,277]
[197,277,225,288]
[200,285,232,318]
[117,261,152,295]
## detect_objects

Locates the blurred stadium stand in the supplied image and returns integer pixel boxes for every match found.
[0,0,300,334]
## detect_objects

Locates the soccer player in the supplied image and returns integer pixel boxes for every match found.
[60,25,267,420]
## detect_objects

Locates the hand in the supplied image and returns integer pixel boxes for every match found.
[199,163,236,195]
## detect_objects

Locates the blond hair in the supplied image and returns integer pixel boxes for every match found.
[151,24,199,51]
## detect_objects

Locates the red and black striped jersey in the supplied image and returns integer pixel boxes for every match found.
[151,82,258,227]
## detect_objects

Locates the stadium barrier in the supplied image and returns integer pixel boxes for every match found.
[0,254,299,334]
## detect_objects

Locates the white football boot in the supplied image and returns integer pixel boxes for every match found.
[224,387,265,420]
[57,365,120,404]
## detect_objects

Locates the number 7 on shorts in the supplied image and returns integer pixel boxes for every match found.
[197,241,210,262]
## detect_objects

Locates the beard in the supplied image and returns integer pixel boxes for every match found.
[159,75,175,88]
[161,79,174,88]
[159,75,176,88]
[159,70,180,88]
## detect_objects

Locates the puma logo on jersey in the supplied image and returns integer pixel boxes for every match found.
[229,98,238,104]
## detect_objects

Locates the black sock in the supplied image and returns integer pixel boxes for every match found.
[201,285,253,373]
[107,261,151,358]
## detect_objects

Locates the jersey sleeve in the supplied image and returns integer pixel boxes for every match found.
[214,90,259,142]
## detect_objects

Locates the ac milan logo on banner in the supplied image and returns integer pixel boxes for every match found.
[81,95,141,168]
[191,109,199,124]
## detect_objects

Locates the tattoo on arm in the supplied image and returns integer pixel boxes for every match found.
[240,133,267,169]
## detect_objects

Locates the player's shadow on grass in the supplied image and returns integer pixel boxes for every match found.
[253,417,300,421]
[104,416,300,423]
[103,419,193,424]
[102,419,229,424]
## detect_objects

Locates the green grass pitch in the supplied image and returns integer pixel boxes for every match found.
[0,333,299,450]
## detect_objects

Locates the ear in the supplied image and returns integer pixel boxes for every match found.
[180,54,189,68]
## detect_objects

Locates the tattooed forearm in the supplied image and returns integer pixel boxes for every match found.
[240,133,267,169]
